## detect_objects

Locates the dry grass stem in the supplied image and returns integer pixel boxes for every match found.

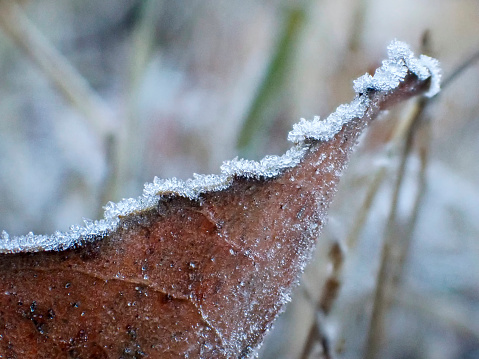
[363,37,479,359]
[440,46,479,90]
[398,288,479,341]
[300,241,345,359]
[363,98,429,359]
[0,0,114,138]
[346,168,386,249]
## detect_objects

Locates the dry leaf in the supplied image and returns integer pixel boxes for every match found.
[0,41,440,358]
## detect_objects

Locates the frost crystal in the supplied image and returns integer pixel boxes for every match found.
[0,40,441,254]
[290,40,441,144]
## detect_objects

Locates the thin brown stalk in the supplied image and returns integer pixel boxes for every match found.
[299,312,333,359]
[346,93,428,251]
[319,242,345,315]
[346,168,386,249]
[363,98,428,359]
[440,46,479,90]
[363,36,479,359]
[394,114,431,284]
[300,241,345,359]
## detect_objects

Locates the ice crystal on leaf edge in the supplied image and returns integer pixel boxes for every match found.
[0,40,441,253]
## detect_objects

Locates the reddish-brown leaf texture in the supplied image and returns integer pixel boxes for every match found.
[0,64,435,357]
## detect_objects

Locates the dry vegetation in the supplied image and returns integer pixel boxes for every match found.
[0,0,478,358]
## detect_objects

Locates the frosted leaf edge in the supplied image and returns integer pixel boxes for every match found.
[0,40,441,253]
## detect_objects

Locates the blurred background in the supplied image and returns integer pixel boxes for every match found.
[0,0,478,358]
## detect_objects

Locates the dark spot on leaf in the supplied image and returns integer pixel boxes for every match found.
[126,325,137,340]
[160,293,173,304]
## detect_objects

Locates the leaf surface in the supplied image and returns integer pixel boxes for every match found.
[0,41,440,358]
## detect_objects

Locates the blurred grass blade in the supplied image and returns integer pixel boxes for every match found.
[237,5,306,158]
[0,0,114,138]
[104,0,164,206]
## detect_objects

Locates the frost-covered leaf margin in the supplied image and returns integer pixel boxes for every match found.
[0,40,441,253]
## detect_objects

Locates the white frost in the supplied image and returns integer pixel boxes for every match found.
[289,40,441,144]
[0,41,441,253]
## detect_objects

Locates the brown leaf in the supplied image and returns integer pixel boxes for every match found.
[0,44,439,358]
